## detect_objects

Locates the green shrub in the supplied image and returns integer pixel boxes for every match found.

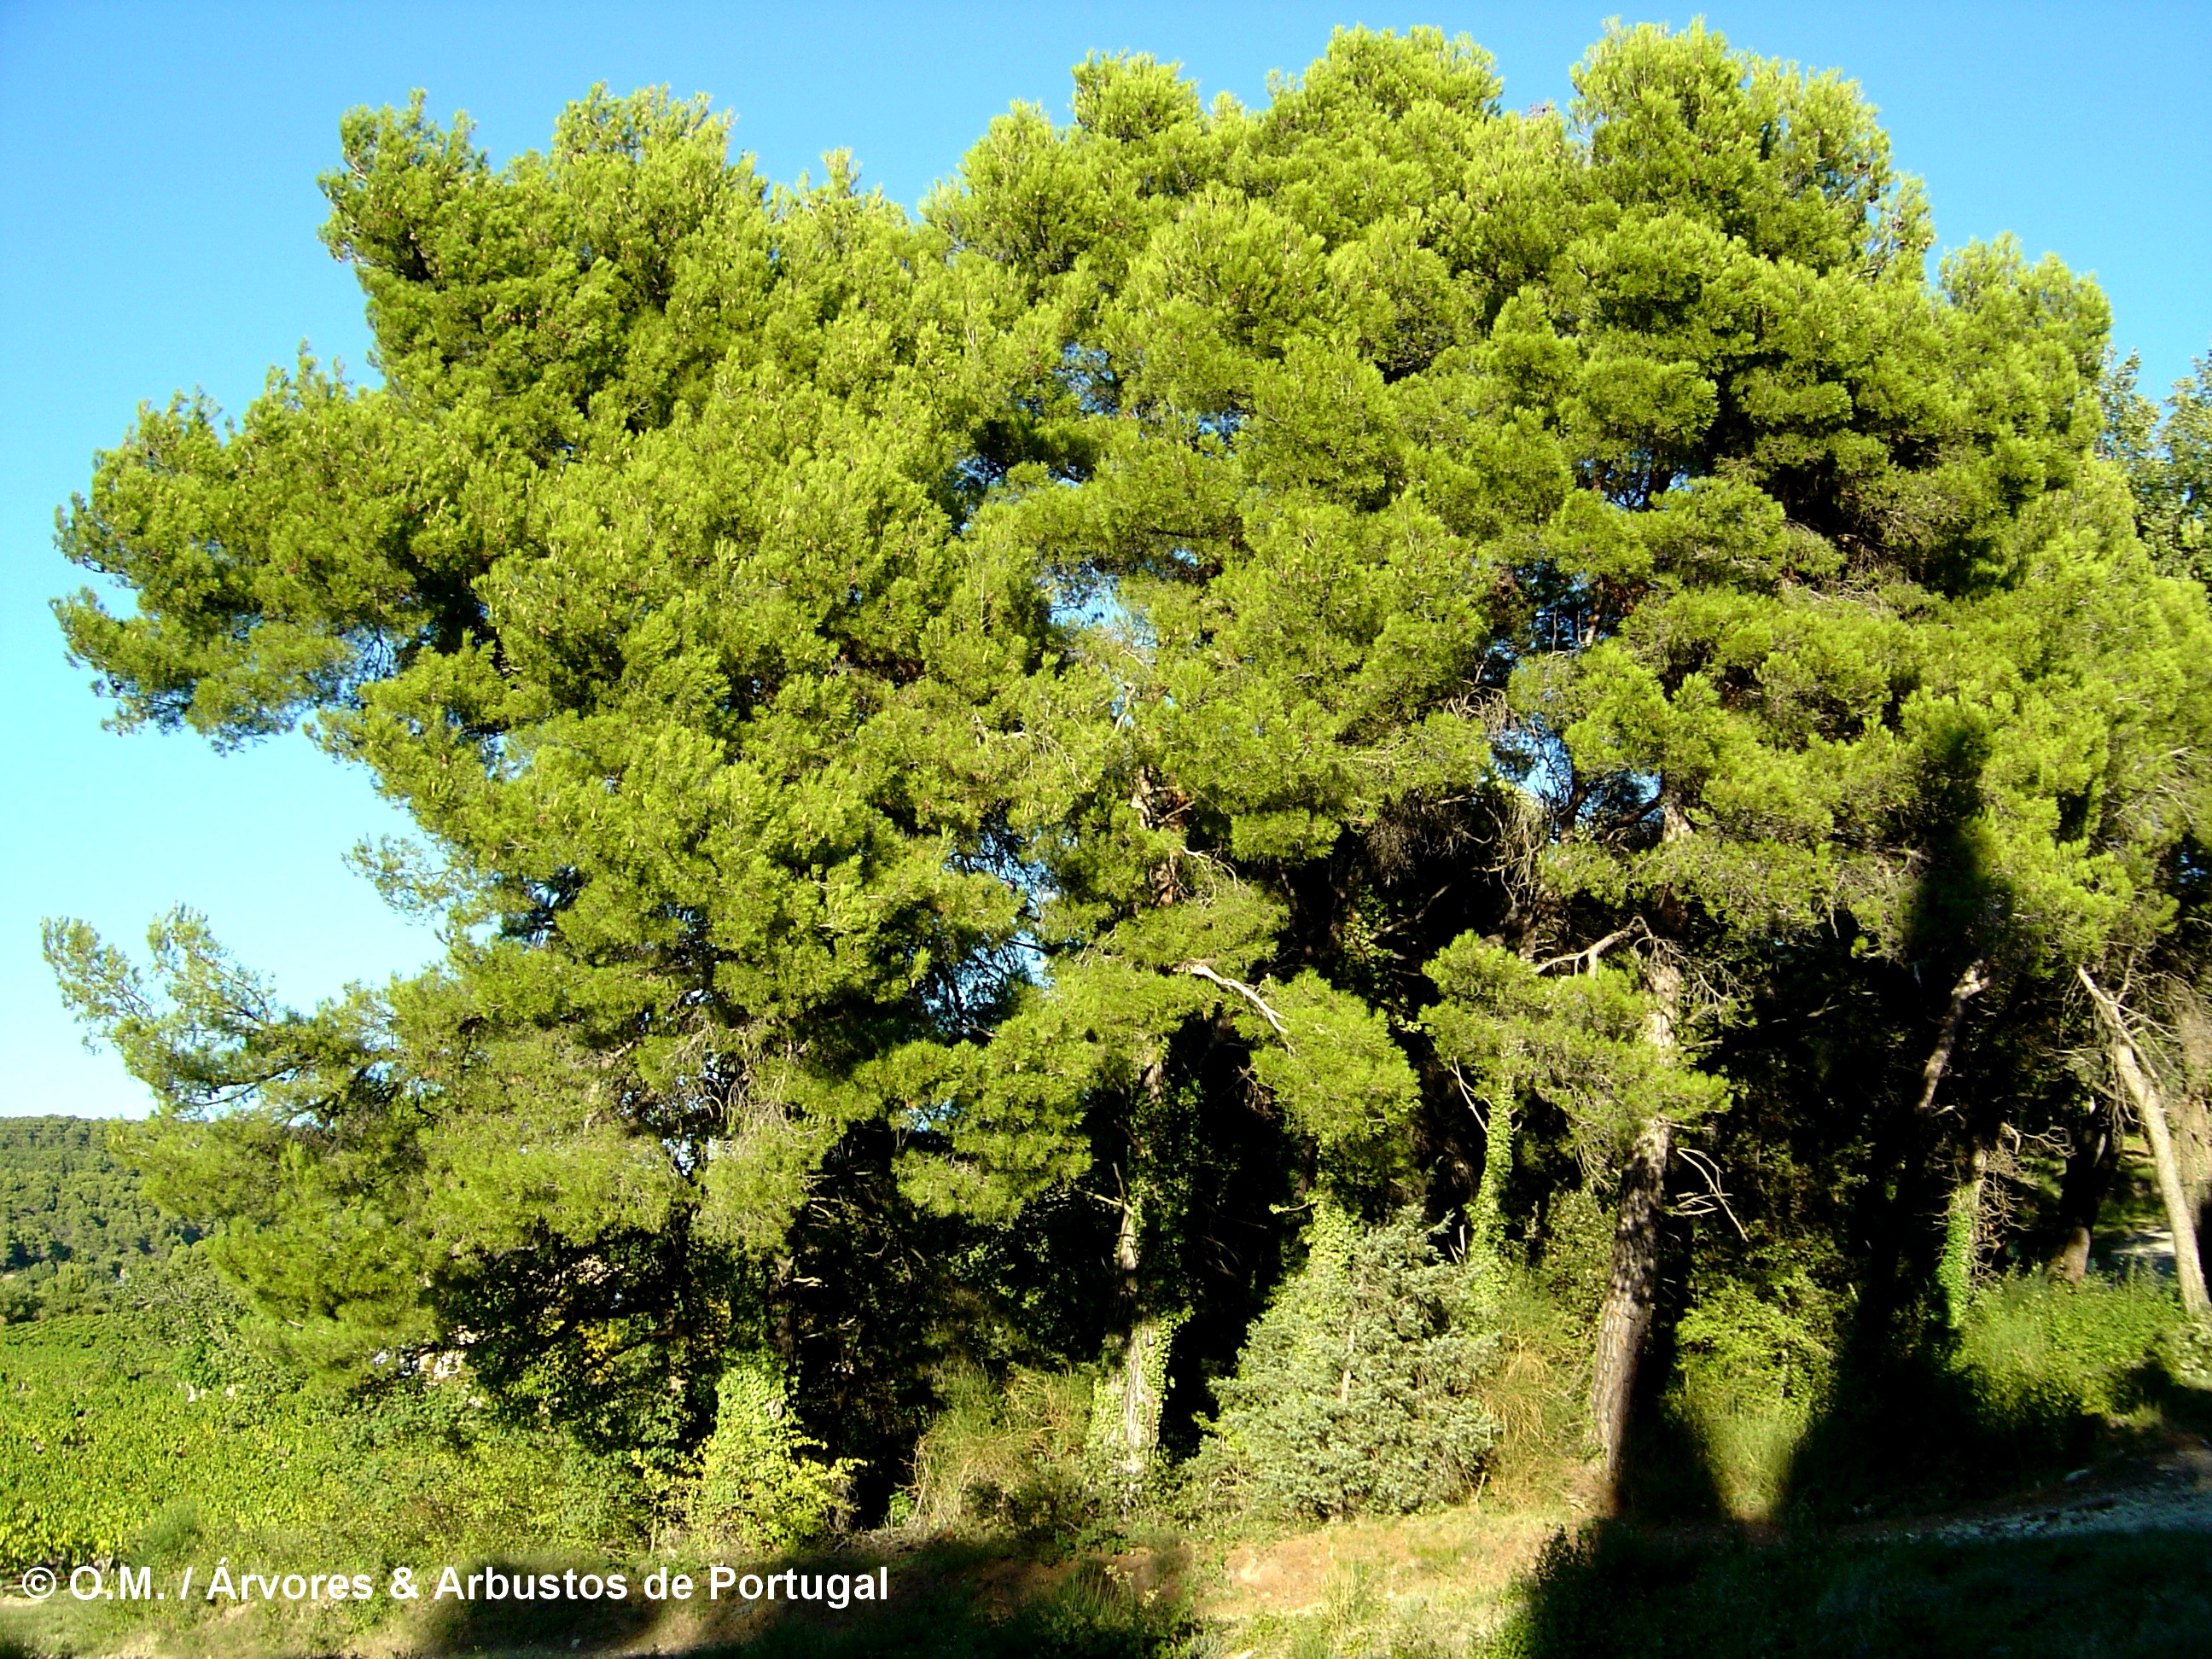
[1958,1271,2181,1423]
[905,1365,1097,1539]
[1662,1272,1844,1517]
[1193,1205,1499,1521]
[687,1357,860,1551]
[1674,1273,1838,1417]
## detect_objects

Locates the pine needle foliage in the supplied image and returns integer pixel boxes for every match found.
[1194,1206,1499,1521]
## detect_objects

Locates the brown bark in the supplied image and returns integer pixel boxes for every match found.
[2047,1104,2119,1284]
[2079,969,2209,1318]
[1590,1112,1674,1490]
[1589,955,1682,1494]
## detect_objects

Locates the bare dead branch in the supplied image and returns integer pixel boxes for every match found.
[1532,917,1650,976]
[1178,961,1291,1042]
[1671,1144,1749,1240]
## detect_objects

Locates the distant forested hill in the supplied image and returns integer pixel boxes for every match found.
[0,1118,195,1318]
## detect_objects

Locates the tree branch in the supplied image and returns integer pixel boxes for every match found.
[1178,962,1290,1041]
[1912,958,1991,1116]
[1533,917,1650,976]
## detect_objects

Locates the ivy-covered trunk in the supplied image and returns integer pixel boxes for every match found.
[1465,1066,1514,1305]
[1097,1313,1175,1493]
[1910,960,1993,1324]
[1087,1045,1182,1511]
[1936,1142,1989,1325]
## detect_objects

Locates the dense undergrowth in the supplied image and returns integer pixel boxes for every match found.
[8,1241,2205,1658]
[3,1098,2204,1659]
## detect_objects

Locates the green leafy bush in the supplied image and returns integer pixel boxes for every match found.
[686,1358,860,1551]
[1193,1206,1499,1521]
[1958,1272,2183,1423]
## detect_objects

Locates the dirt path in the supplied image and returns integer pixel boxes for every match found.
[1901,1433,2212,1543]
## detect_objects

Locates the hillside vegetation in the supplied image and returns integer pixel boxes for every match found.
[0,1116,195,1320]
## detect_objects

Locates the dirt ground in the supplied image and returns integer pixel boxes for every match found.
[1902,1429,2212,1543]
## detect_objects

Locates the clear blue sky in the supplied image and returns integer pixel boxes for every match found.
[3,1,2207,1116]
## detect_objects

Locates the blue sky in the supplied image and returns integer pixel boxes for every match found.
[3,0,2208,1116]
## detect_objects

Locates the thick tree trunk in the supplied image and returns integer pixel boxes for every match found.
[1590,1112,1673,1488]
[2048,1104,2119,1284]
[2080,969,2210,1318]
[1109,1314,1171,1468]
[1589,956,1681,1493]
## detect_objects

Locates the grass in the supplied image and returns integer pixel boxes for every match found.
[0,1545,1202,1659]
[1487,1524,2212,1659]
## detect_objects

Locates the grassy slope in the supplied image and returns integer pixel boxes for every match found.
[0,1313,637,1575]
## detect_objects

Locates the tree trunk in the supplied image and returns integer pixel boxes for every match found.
[1463,1063,1513,1278]
[1936,1142,1988,1325]
[1110,1315,1171,1465]
[1091,1045,1179,1508]
[1590,1113,1672,1490]
[2048,1103,2119,1284]
[1914,958,1992,1118]
[2079,969,2209,1318]
[2172,1085,2212,1249]
[1088,1187,1176,1508]
[1091,775,1196,1505]
[1589,956,1681,1493]
[1906,958,1992,1324]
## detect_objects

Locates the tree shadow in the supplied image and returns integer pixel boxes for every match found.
[405,1563,662,1654]
[399,1545,1193,1659]
[1777,1298,2097,1522]
[1499,1522,2212,1658]
[1613,1258,1732,1524]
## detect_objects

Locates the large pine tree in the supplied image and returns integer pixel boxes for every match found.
[48,24,2212,1509]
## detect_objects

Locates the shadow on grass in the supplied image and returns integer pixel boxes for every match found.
[1496,1522,2212,1659]
[406,1563,662,1653]
[1776,1283,2207,1523]
[402,1546,1196,1659]
[1614,1394,1732,1524]
[1781,1332,2097,1521]
[0,1547,1196,1659]
[1499,1276,2212,1657]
